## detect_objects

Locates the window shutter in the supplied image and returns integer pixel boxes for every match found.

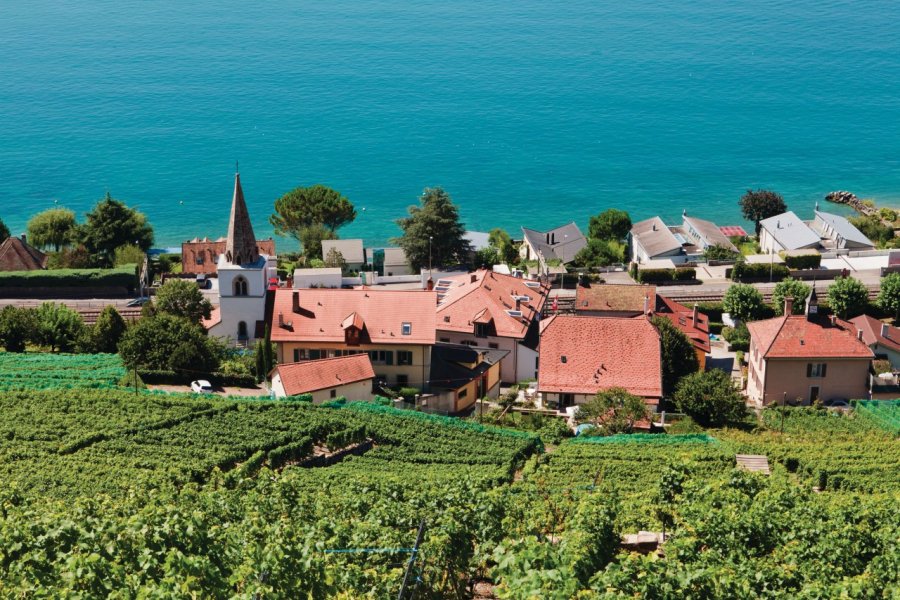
[821,364,827,378]
[386,351,394,365]
[806,364,812,377]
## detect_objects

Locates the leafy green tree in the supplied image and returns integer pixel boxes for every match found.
[651,316,700,395]
[33,302,85,352]
[79,193,154,267]
[588,209,632,241]
[0,217,9,243]
[119,313,220,372]
[827,276,869,319]
[488,228,519,265]
[113,244,145,267]
[299,224,335,260]
[89,306,128,353]
[572,238,624,268]
[739,189,786,235]
[574,387,649,435]
[703,244,739,261]
[473,246,500,269]
[0,306,36,352]
[772,278,811,315]
[877,272,900,323]
[391,187,472,271]
[722,283,765,322]
[154,279,213,324]
[26,208,77,251]
[849,215,894,245]
[270,184,356,244]
[323,247,348,272]
[673,369,747,426]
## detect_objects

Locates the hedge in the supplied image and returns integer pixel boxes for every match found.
[325,425,368,451]
[636,268,697,283]
[137,369,257,388]
[783,253,822,270]
[731,261,790,282]
[0,265,138,288]
[672,268,697,281]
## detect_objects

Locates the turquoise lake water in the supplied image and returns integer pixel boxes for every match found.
[2,0,899,248]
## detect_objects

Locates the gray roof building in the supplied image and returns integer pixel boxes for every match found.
[682,215,738,252]
[322,239,365,265]
[629,216,683,262]
[759,211,821,252]
[813,210,875,250]
[520,222,587,265]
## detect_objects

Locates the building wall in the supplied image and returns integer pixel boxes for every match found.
[211,256,274,344]
[758,228,784,254]
[871,343,900,369]
[516,344,539,383]
[436,329,522,383]
[182,240,276,275]
[274,342,431,388]
[541,391,659,412]
[271,374,372,403]
[749,354,870,406]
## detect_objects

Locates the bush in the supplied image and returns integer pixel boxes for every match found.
[397,387,420,400]
[673,369,747,427]
[268,437,313,468]
[782,253,822,270]
[636,269,674,283]
[0,265,137,290]
[704,245,739,261]
[731,260,790,282]
[325,425,368,451]
[722,284,765,322]
[672,268,697,281]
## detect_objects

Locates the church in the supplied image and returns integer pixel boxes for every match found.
[205,171,278,344]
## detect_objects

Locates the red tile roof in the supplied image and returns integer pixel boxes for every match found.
[270,288,436,345]
[575,284,656,314]
[202,307,222,329]
[0,237,47,271]
[181,238,276,275]
[849,314,900,353]
[274,354,375,396]
[538,315,662,401]
[748,315,874,359]
[435,270,549,339]
[653,295,711,354]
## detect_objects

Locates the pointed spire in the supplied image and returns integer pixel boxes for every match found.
[225,170,259,266]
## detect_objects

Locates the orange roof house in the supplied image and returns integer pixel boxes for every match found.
[0,236,48,271]
[270,354,375,402]
[434,269,549,383]
[652,295,711,367]
[575,284,656,317]
[849,314,900,367]
[269,288,437,389]
[538,315,663,410]
[181,237,276,275]
[746,295,873,406]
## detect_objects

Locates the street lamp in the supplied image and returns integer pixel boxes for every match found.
[428,235,433,275]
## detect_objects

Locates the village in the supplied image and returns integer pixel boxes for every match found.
[3,172,900,427]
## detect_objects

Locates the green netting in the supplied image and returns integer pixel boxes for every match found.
[855,400,900,433]
[570,433,718,445]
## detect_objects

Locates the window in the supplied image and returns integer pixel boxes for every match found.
[561,355,567,364]
[458,388,468,399]
[475,323,489,338]
[463,340,477,347]
[237,321,248,340]
[488,343,499,349]
[440,337,450,343]
[196,255,204,265]
[330,389,337,399]
[401,322,412,336]
[398,350,413,366]
[369,350,394,365]
[310,350,322,360]
[233,276,248,296]
[807,363,827,378]
[293,349,307,362]
[345,328,360,346]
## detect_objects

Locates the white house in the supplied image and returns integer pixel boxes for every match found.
[270,354,375,402]
[758,211,821,254]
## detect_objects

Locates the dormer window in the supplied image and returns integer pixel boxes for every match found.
[475,323,489,338]
[345,328,360,346]
[401,322,412,336]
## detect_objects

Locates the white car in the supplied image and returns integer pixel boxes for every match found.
[190,380,214,394]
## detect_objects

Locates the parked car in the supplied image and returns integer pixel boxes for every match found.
[823,399,851,410]
[125,296,150,307]
[196,274,210,289]
[190,380,214,394]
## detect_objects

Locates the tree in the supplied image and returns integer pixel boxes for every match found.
[651,316,700,395]
[0,217,8,243]
[488,228,519,265]
[722,283,765,322]
[270,184,356,243]
[878,272,900,323]
[572,238,624,268]
[299,224,335,260]
[118,313,220,372]
[391,187,472,271]
[90,305,128,353]
[827,276,869,319]
[26,208,77,251]
[588,209,632,241]
[79,193,154,267]
[703,244,739,261]
[574,387,649,435]
[772,278,811,315]
[154,279,213,324]
[849,215,894,245]
[323,247,348,272]
[739,189,786,235]
[113,244,145,267]
[673,369,747,427]
[33,302,85,352]
[46,244,92,269]
[473,246,500,269]
[0,306,36,352]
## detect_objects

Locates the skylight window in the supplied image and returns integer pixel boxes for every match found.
[401,322,412,336]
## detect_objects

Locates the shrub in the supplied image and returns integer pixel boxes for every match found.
[782,253,821,270]
[731,260,790,282]
[637,268,674,283]
[672,268,697,281]
[0,265,137,290]
[673,369,747,427]
[722,284,765,322]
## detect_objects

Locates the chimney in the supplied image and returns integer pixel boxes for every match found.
[692,303,699,327]
[292,290,300,313]
[882,323,890,339]
[777,220,781,229]
[551,232,556,245]
[546,233,550,244]
[426,277,434,291]
[20,234,26,244]
[830,315,837,326]
[643,294,650,315]
[784,296,794,316]
[858,329,864,341]
[470,273,477,283]
[652,223,657,231]
[278,312,284,327]
[515,297,522,312]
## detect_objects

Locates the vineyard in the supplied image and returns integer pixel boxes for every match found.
[0,353,126,390]
[0,384,896,596]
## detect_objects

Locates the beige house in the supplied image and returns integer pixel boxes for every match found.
[746,296,873,406]
[849,314,900,369]
[270,354,375,402]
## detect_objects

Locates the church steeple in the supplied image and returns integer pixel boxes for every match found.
[225,170,259,266]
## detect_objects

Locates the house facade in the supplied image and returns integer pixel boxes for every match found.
[628,217,684,264]
[269,288,436,389]
[746,297,873,406]
[520,223,587,267]
[537,315,663,411]
[812,209,875,250]
[434,269,549,383]
[849,314,900,368]
[270,354,375,402]
[426,344,507,413]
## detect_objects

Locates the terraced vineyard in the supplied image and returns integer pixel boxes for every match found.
[0,353,126,390]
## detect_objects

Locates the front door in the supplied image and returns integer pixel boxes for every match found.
[809,386,820,404]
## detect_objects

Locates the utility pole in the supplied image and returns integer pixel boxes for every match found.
[428,236,433,277]
[781,391,786,433]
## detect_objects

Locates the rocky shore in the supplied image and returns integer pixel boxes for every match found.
[825,190,877,216]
